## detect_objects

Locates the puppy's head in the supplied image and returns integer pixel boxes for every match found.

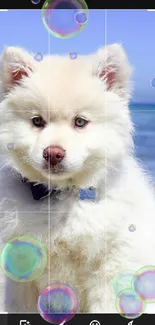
[0,44,133,187]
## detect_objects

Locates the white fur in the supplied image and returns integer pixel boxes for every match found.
[0,44,155,314]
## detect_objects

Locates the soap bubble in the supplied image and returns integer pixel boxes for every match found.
[132,265,155,303]
[7,143,14,150]
[34,52,43,61]
[128,224,136,232]
[115,288,146,319]
[0,236,47,282]
[38,282,79,324]
[70,52,77,59]
[41,0,89,39]
[31,0,40,4]
[74,10,88,24]
[112,271,134,296]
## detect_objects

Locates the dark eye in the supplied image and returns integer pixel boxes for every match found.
[74,117,88,128]
[32,116,46,128]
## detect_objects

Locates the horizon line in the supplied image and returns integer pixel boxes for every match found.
[130,102,155,106]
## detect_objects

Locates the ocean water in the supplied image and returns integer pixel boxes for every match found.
[130,104,155,181]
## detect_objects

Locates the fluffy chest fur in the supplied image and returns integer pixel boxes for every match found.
[1,159,155,313]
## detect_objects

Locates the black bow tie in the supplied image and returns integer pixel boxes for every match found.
[30,183,54,200]
[21,177,97,201]
[22,177,54,200]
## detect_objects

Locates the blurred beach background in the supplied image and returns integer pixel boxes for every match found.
[130,105,155,178]
[0,9,155,180]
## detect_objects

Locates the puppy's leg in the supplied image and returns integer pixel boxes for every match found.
[4,277,39,313]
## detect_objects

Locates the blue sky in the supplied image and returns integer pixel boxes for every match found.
[0,9,155,104]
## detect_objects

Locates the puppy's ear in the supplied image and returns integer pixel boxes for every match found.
[93,44,132,100]
[0,47,36,93]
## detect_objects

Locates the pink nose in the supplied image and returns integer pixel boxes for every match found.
[43,146,65,166]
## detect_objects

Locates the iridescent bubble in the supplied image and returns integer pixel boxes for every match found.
[132,265,155,303]
[34,52,43,61]
[0,236,47,282]
[74,10,88,24]
[129,224,136,232]
[115,288,146,319]
[151,78,155,87]
[41,0,89,39]
[38,282,79,324]
[31,0,40,4]
[112,271,134,296]
[70,52,77,60]
[7,143,14,150]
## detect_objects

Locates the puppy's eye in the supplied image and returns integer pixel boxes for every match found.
[74,117,88,128]
[32,116,46,128]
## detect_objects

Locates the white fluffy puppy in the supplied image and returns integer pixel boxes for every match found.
[0,44,155,314]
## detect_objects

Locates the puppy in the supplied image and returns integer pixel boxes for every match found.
[0,44,155,314]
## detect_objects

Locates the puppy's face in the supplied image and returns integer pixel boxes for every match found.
[0,45,133,187]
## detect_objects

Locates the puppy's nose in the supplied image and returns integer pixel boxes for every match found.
[43,146,65,166]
